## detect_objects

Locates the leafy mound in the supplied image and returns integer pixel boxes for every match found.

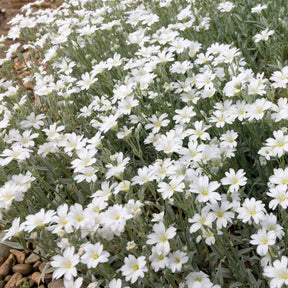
[1,0,288,287]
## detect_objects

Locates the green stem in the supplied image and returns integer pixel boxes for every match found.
[223,232,253,285]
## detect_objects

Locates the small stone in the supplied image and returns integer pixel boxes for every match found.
[12,264,33,275]
[44,273,53,282]
[25,253,40,264]
[33,260,42,271]
[0,245,10,261]
[4,275,11,282]
[0,257,5,266]
[23,250,30,256]
[10,249,25,264]
[0,254,15,279]
[15,277,27,287]
[30,271,41,284]
[39,262,50,273]
[4,272,22,288]
[48,279,64,288]
[40,2,51,8]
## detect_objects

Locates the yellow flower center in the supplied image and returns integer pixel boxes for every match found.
[262,238,268,245]
[76,216,83,222]
[249,209,256,215]
[93,253,99,259]
[280,272,288,280]
[64,261,72,269]
[132,264,139,271]
[217,211,224,218]
[200,188,208,196]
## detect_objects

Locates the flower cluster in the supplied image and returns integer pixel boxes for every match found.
[0,0,288,287]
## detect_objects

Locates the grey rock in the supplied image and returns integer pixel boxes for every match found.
[48,279,64,288]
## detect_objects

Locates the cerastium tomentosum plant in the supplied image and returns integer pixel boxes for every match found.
[1,0,288,287]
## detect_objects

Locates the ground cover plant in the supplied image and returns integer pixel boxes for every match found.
[0,0,288,287]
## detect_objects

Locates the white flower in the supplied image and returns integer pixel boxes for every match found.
[209,110,234,128]
[220,130,238,148]
[64,277,83,288]
[120,255,148,284]
[267,185,288,210]
[99,115,119,133]
[102,204,132,236]
[67,203,90,230]
[42,123,65,140]
[189,206,215,233]
[264,256,288,288]
[132,166,156,185]
[170,61,192,74]
[2,217,23,241]
[261,213,284,240]
[246,98,272,121]
[221,168,247,192]
[50,204,73,234]
[254,29,274,43]
[237,198,266,224]
[186,271,213,288]
[197,229,215,246]
[77,72,97,90]
[151,211,165,222]
[145,113,170,134]
[74,167,98,183]
[271,98,288,122]
[0,182,18,209]
[80,243,110,268]
[251,4,267,14]
[189,121,210,142]
[108,279,125,288]
[126,241,136,251]
[250,228,276,256]
[51,247,79,281]
[0,145,31,166]
[270,67,288,88]
[157,178,185,199]
[269,167,288,186]
[168,250,188,273]
[20,112,45,129]
[265,130,288,158]
[149,245,169,272]
[71,148,97,173]
[23,208,55,233]
[173,106,196,124]
[217,1,235,12]
[189,175,221,204]
[146,222,176,253]
[195,69,215,89]
[12,130,39,148]
[208,201,234,230]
